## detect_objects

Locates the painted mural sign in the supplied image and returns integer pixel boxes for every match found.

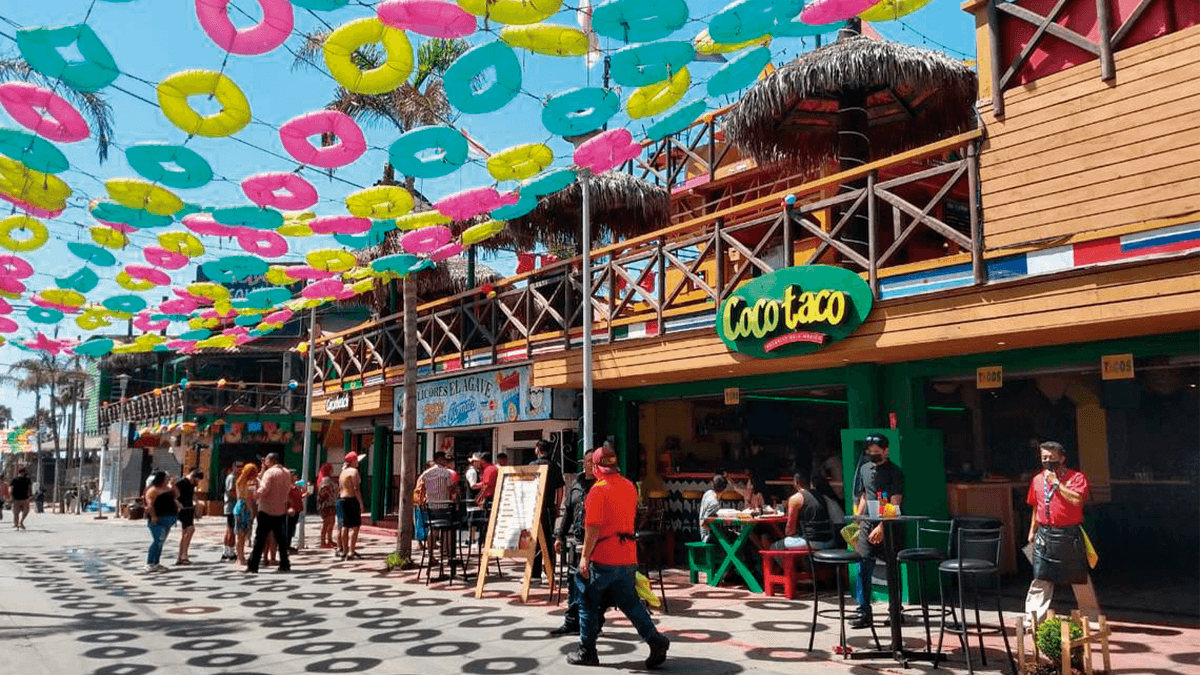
[716,265,873,359]
[393,366,552,430]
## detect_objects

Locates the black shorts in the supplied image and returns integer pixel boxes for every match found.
[226,513,235,530]
[337,498,362,529]
[179,508,195,529]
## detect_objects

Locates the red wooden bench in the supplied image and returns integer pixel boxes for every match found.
[760,548,814,599]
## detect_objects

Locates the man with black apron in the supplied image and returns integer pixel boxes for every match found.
[1025,441,1100,621]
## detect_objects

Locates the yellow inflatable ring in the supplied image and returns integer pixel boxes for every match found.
[278,221,314,237]
[344,185,414,218]
[306,248,357,273]
[461,219,506,246]
[105,178,184,217]
[91,225,129,249]
[627,67,690,119]
[156,69,252,137]
[487,143,553,181]
[860,0,935,21]
[0,215,49,251]
[158,231,205,257]
[40,288,86,308]
[324,18,413,95]
[116,270,156,291]
[265,266,298,285]
[456,0,561,24]
[693,29,771,56]
[395,210,450,231]
[500,24,590,57]
[0,156,71,210]
[76,308,113,331]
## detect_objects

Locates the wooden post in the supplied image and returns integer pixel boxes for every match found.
[714,218,726,303]
[1081,613,1094,675]
[563,267,573,351]
[1099,615,1111,673]
[707,120,716,183]
[524,285,533,359]
[656,239,666,328]
[987,0,1005,118]
[968,141,986,285]
[867,171,878,297]
[1063,612,1074,675]
[1096,0,1115,81]
[1016,617,1027,673]
[782,206,794,269]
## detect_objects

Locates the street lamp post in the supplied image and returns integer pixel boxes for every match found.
[112,374,130,519]
[77,396,89,514]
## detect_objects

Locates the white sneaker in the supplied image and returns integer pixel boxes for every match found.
[143,564,158,573]
[154,564,169,572]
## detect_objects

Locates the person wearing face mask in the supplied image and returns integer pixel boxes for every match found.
[850,434,904,629]
[1024,441,1100,622]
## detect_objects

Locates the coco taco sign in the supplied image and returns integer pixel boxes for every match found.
[716,265,873,358]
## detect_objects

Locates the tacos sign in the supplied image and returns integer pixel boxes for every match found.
[716,265,873,358]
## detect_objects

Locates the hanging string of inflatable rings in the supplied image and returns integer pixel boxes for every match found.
[0,0,934,351]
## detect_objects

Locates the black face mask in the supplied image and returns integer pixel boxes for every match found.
[868,453,885,465]
[1042,460,1061,471]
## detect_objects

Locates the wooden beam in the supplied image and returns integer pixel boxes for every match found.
[996,2,1101,55]
[1111,0,1153,45]
[1096,0,1116,80]
[997,0,1075,93]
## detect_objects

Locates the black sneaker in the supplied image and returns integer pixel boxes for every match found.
[566,648,599,666]
[549,623,579,636]
[850,615,874,630]
[645,635,670,669]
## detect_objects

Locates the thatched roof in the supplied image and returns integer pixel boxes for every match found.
[726,35,977,171]
[348,240,501,313]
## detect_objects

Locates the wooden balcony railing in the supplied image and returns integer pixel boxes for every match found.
[315,129,984,391]
[98,381,306,426]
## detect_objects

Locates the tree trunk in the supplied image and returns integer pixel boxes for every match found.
[396,273,419,560]
[837,19,871,251]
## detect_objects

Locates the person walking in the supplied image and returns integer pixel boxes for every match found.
[529,439,564,580]
[10,467,32,530]
[550,452,599,636]
[851,434,904,630]
[175,469,203,565]
[222,461,245,561]
[569,446,670,669]
[336,452,366,560]
[285,470,304,554]
[316,463,337,548]
[245,453,292,574]
[1025,441,1100,622]
[143,471,179,573]
[233,463,259,566]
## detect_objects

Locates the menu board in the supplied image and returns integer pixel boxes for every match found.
[475,465,553,603]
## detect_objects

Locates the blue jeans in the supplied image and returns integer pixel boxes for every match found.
[577,563,661,651]
[855,556,876,616]
[770,536,834,550]
[147,515,177,565]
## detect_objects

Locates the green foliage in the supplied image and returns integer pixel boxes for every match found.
[1036,617,1084,669]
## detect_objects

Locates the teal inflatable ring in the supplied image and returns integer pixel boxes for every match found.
[102,294,148,315]
[609,41,695,88]
[27,306,64,324]
[73,338,114,357]
[773,17,840,38]
[90,201,173,229]
[212,205,284,231]
[709,0,803,44]
[179,328,212,341]
[201,255,269,283]
[335,220,394,249]
[443,41,521,115]
[16,24,118,93]
[126,143,214,189]
[0,128,69,173]
[647,100,708,141]
[591,0,689,42]
[290,0,349,8]
[67,241,118,267]
[55,266,101,294]
[707,46,773,98]
[234,314,263,327]
[521,168,576,196]
[388,125,468,179]
[491,193,539,220]
[242,286,293,309]
[370,253,422,275]
[541,88,619,137]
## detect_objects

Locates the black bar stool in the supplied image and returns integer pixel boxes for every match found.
[418,500,459,584]
[635,498,669,613]
[804,519,882,656]
[936,522,1015,675]
[896,518,952,658]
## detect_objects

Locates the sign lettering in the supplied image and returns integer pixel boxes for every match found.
[1101,353,1135,380]
[716,265,873,358]
[325,392,352,412]
[976,366,1003,390]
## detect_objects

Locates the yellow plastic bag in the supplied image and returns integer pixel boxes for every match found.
[635,572,661,608]
[1081,529,1099,569]
[841,523,859,547]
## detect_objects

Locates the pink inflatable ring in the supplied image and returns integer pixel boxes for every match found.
[310,215,372,235]
[236,228,290,258]
[400,225,452,253]
[196,0,294,56]
[0,82,89,142]
[0,254,34,279]
[378,0,476,38]
[144,245,191,270]
[279,265,335,281]
[133,313,171,332]
[573,127,642,174]
[242,172,319,210]
[434,187,519,221]
[279,110,367,169]
[125,264,173,287]
[183,212,240,237]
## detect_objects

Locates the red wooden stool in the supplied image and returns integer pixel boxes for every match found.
[760,548,813,599]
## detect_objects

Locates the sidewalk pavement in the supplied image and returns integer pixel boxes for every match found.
[0,512,1196,675]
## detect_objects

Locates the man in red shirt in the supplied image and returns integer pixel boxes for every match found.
[570,446,669,668]
[1025,441,1100,621]
[473,452,499,507]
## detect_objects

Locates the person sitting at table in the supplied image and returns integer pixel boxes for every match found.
[416,451,458,519]
[698,474,727,543]
[770,472,836,550]
[851,434,904,630]
[745,440,772,509]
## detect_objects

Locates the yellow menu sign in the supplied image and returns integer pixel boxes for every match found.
[1101,353,1135,380]
[977,366,1003,389]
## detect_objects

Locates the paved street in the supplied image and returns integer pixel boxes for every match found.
[1,513,1196,675]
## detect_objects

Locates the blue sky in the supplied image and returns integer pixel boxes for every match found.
[0,0,975,424]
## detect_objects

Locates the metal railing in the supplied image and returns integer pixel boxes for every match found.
[98,380,306,426]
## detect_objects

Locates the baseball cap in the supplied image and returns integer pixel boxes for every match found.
[345,451,365,465]
[864,434,889,449]
[591,446,620,474]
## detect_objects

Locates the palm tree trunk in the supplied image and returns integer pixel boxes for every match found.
[396,273,418,560]
[49,375,62,503]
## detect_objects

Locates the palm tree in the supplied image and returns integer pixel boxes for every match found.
[0,405,12,429]
[6,356,86,497]
[0,52,117,162]
[293,32,469,562]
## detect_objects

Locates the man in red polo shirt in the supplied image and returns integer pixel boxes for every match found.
[1025,441,1100,621]
[569,446,669,669]
[473,452,499,507]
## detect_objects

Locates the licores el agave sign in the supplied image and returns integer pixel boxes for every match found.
[716,265,874,359]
